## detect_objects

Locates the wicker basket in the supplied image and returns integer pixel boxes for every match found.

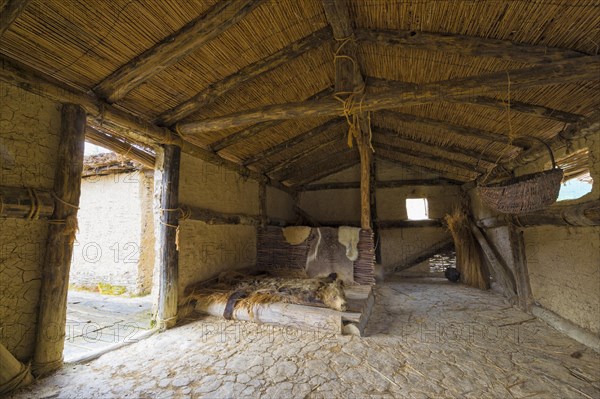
[477,139,564,214]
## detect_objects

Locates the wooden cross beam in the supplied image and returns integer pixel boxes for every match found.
[176,55,600,134]
[0,0,33,37]
[375,149,475,182]
[242,118,345,166]
[367,77,586,124]
[291,153,360,187]
[209,87,334,153]
[157,27,333,126]
[94,0,264,103]
[355,28,585,64]
[271,138,348,181]
[85,126,156,168]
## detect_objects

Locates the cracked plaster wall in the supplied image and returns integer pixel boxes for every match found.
[0,83,61,361]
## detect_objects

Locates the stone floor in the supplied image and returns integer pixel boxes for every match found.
[64,290,153,362]
[12,277,600,398]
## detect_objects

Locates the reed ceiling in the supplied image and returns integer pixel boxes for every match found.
[1,0,598,186]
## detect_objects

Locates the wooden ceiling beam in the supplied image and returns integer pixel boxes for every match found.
[176,55,600,135]
[157,27,332,126]
[0,56,294,195]
[356,28,585,64]
[367,77,586,124]
[375,151,470,182]
[377,109,526,148]
[0,0,33,37]
[242,118,345,166]
[209,87,334,153]
[291,152,360,187]
[372,134,486,175]
[374,124,498,164]
[85,126,156,168]
[94,0,264,103]
[270,138,347,181]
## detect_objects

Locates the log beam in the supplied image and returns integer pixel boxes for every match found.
[176,55,600,134]
[375,151,471,182]
[0,0,32,37]
[94,0,264,103]
[375,126,497,165]
[0,186,54,219]
[302,178,461,190]
[477,200,600,228]
[158,27,332,126]
[0,56,293,195]
[508,222,533,312]
[242,118,344,166]
[156,145,181,330]
[367,77,586,124]
[33,104,86,376]
[356,28,584,63]
[209,87,334,153]
[391,237,454,273]
[181,204,286,227]
[85,126,156,168]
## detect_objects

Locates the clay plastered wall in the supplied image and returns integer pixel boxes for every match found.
[298,188,361,223]
[266,186,295,222]
[70,172,143,294]
[0,83,61,361]
[378,185,461,220]
[179,153,259,214]
[525,226,600,334]
[380,227,452,269]
[178,154,259,294]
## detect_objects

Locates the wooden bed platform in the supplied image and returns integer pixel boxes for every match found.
[194,285,375,337]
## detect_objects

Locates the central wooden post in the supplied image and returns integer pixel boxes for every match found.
[358,131,372,229]
[33,104,86,376]
[156,144,181,329]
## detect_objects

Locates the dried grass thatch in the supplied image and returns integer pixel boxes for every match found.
[445,208,490,290]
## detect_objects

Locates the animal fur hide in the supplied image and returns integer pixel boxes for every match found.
[282,226,311,245]
[305,227,355,284]
[338,226,361,261]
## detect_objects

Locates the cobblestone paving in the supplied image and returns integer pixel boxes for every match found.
[12,277,600,398]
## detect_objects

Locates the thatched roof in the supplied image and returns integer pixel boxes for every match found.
[1,0,598,187]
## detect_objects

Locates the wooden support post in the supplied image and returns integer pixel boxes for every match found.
[508,222,533,312]
[358,131,372,230]
[391,238,454,273]
[0,343,34,395]
[32,104,86,376]
[258,181,267,228]
[156,145,181,330]
[370,157,381,263]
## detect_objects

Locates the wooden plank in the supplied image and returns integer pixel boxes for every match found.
[94,0,265,103]
[377,110,526,148]
[374,121,499,164]
[33,104,86,377]
[0,56,294,195]
[477,200,600,228]
[0,186,54,219]
[195,299,342,334]
[176,55,600,134]
[85,126,155,168]
[342,286,375,336]
[242,118,344,166]
[368,77,586,124]
[469,222,517,302]
[356,28,584,63]
[508,222,533,312]
[391,237,454,273]
[0,0,33,37]
[157,27,332,125]
[156,145,181,330]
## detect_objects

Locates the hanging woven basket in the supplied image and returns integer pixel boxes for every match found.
[477,138,564,214]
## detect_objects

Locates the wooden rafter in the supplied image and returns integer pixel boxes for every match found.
[157,27,333,126]
[374,124,498,164]
[209,87,334,153]
[376,110,526,148]
[94,0,264,103]
[375,150,473,182]
[291,153,360,187]
[302,178,461,191]
[0,0,33,37]
[242,118,345,166]
[356,28,585,63]
[264,132,344,175]
[372,134,487,175]
[85,126,156,168]
[368,77,586,124]
[271,138,348,181]
[282,144,355,182]
[176,55,600,134]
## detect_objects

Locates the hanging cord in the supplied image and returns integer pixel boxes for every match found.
[159,207,191,251]
[48,192,80,236]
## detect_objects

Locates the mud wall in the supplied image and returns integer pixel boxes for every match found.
[266,186,295,222]
[177,154,258,295]
[0,83,61,361]
[297,160,461,270]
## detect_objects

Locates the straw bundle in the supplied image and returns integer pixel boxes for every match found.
[445,208,489,290]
